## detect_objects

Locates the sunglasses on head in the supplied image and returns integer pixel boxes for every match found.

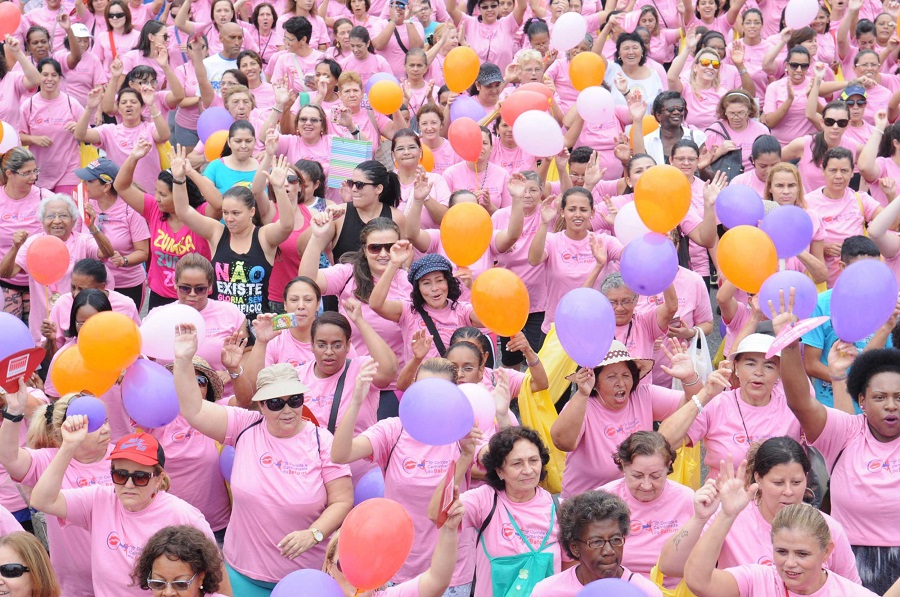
[788,61,810,70]
[844,98,867,106]
[823,117,849,128]
[698,58,720,69]
[365,242,395,255]
[264,394,304,411]
[344,179,377,190]
[0,565,29,579]
[111,469,158,487]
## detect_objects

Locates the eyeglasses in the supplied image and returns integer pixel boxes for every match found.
[576,536,625,549]
[108,11,126,18]
[788,61,810,70]
[366,242,395,255]
[662,106,685,114]
[196,374,209,387]
[15,169,40,178]
[0,564,29,579]
[110,468,158,487]
[43,212,72,221]
[345,179,377,190]
[671,156,698,164]
[298,116,322,123]
[315,341,346,352]
[725,110,748,119]
[844,98,867,106]
[147,574,198,592]
[608,297,637,308]
[823,117,849,128]
[263,394,304,411]
[177,284,209,295]
[698,58,720,69]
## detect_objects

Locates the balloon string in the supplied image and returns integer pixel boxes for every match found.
[45,285,50,314]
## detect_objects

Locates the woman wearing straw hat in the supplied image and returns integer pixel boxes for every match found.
[551,340,705,498]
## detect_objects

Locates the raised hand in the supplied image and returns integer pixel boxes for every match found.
[140,84,157,108]
[309,210,333,238]
[343,297,363,323]
[173,323,200,361]
[251,314,282,343]
[715,455,756,517]
[703,171,727,208]
[86,85,104,109]
[589,232,607,266]
[60,415,90,447]
[660,338,698,381]
[539,195,558,225]
[132,137,154,160]
[410,328,433,360]
[572,366,596,397]
[413,167,433,202]
[389,239,413,266]
[169,144,188,179]
[1,377,28,416]
[767,287,799,337]
[827,341,858,378]
[265,127,279,156]
[221,330,247,371]
[507,172,527,198]
[351,357,377,404]
[263,155,291,189]
[693,478,720,520]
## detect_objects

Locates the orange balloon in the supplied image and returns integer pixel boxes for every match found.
[569,52,606,91]
[448,117,483,162]
[471,268,529,337]
[340,499,414,590]
[440,203,492,267]
[369,80,403,115]
[499,90,549,128]
[26,235,70,286]
[420,143,435,172]
[718,226,779,293]
[204,130,228,161]
[634,165,691,233]
[630,115,659,145]
[51,345,120,396]
[444,47,480,93]
[78,312,141,374]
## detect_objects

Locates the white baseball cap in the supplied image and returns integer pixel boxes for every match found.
[71,23,92,38]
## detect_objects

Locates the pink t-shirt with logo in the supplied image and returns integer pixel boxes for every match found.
[560,385,683,498]
[88,197,151,289]
[397,299,476,361]
[141,194,212,298]
[442,161,512,211]
[273,13,331,48]
[457,13,521,71]
[491,207,548,313]
[93,122,163,198]
[726,565,877,597]
[0,187,46,288]
[428,139,463,175]
[615,308,666,362]
[489,141,536,174]
[60,486,215,597]
[223,408,350,581]
[19,92,85,190]
[337,52,393,89]
[296,357,380,438]
[532,565,662,597]
[49,290,140,349]
[461,484,561,597]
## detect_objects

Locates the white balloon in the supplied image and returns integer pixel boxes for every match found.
[512,110,564,157]
[550,12,588,52]
[459,383,496,430]
[0,122,20,154]
[614,201,653,246]
[576,86,615,124]
[141,303,207,360]
[784,0,818,29]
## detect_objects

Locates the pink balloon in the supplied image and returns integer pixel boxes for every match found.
[0,122,20,154]
[550,12,587,51]
[784,0,818,29]
[577,87,614,124]
[459,383,496,430]
[512,110,563,157]
[141,304,207,360]
[614,202,652,246]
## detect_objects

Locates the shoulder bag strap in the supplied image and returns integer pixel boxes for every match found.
[415,305,447,356]
[476,491,499,548]
[393,28,409,53]
[108,30,117,59]
[705,121,731,141]
[385,425,403,470]
[327,359,352,434]
[234,417,264,446]
[855,192,869,236]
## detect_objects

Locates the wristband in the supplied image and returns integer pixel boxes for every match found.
[738,68,747,75]
[173,178,186,185]
[526,356,540,368]
[691,395,703,414]
[123,256,129,266]
[875,129,886,135]
[830,374,848,382]
[229,365,244,379]
[273,106,284,113]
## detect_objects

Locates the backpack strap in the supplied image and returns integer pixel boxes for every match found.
[393,28,409,53]
[234,417,264,446]
[327,359,352,434]
[415,305,447,356]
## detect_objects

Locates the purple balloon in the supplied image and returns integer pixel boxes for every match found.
[760,205,814,259]
[0,313,35,362]
[832,259,899,342]
[759,270,818,320]
[715,184,765,229]
[219,446,235,482]
[196,107,234,143]
[555,288,616,368]
[122,360,181,428]
[449,96,487,123]
[272,570,343,597]
[578,579,647,597]
[354,467,385,506]
[719,318,726,337]
[365,72,400,93]
[65,395,107,433]
[620,232,679,296]
[399,378,474,446]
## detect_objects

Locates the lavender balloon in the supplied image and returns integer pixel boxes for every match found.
[365,72,400,93]
[219,446,235,482]
[578,579,647,597]
[272,570,343,597]
[196,107,234,143]
[620,232,678,295]
[760,205,814,258]
[0,312,35,361]
[555,288,616,367]
[122,360,181,428]
[354,467,385,506]
[715,184,765,229]
[758,270,818,320]
[399,378,474,445]
[449,96,487,123]
[65,395,107,433]
[832,259,899,342]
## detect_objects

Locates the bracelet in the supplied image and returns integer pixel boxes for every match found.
[89,227,100,234]
[830,374,848,382]
[691,395,704,414]
[123,256,129,267]
[149,112,162,118]
[172,178,186,185]
[526,356,540,368]
[273,106,284,113]
[683,372,702,387]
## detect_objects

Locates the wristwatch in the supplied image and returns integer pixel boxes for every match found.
[123,256,129,267]
[2,409,24,423]
[310,527,324,543]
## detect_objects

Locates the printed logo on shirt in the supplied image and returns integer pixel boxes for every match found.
[258,452,310,475]
[401,457,450,476]
[0,213,36,223]
[215,260,266,315]
[757,556,774,567]
[76,472,112,487]
[107,531,142,558]
[732,432,779,446]
[306,393,335,411]
[171,428,200,443]
[500,523,549,548]
[866,458,900,474]
[629,518,681,536]
[604,418,641,439]
[560,250,596,265]
[154,230,199,257]
[821,212,863,225]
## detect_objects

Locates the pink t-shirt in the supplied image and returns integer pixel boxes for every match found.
[296,357,380,437]
[539,232,624,334]
[726,565,877,597]
[264,331,315,369]
[461,484,561,597]
[270,49,327,92]
[458,13,521,71]
[797,135,859,194]
[428,138,464,175]
[374,20,426,79]
[722,299,752,357]
[26,4,75,51]
[491,207,548,313]
[710,500,859,582]
[60,486,214,597]
[48,290,141,349]
[864,155,900,207]
[336,52,392,89]
[728,39,769,101]
[682,84,726,131]
[599,478,694,581]
[686,386,803,479]
[96,29,142,71]
[704,120,771,171]
[532,565,662,597]
[19,92,85,190]
[397,174,451,231]
[88,197,151,289]
[147,299,246,374]
[55,48,108,108]
[560,385,683,498]
[0,187,46,288]
[615,308,665,362]
[223,408,350,581]
[764,78,820,145]
[544,56,579,113]
[812,409,900,546]
[273,13,331,48]
[120,49,169,89]
[729,170,767,195]
[0,71,36,129]
[18,445,114,597]
[442,161,512,211]
[804,187,880,286]
[0,505,23,536]
[397,298,476,362]
[489,140,536,174]
[93,121,163,197]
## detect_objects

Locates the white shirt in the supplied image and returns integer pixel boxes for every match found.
[202,54,238,94]
[643,124,707,165]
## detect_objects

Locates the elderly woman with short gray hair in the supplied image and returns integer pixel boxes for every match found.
[0,193,114,343]
[599,272,678,361]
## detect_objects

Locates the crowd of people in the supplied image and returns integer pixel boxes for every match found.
[1,0,900,593]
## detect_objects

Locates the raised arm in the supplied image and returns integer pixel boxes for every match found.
[343,299,399,388]
[114,139,155,212]
[527,196,557,265]
[667,33,696,93]
[494,177,525,253]
[74,86,104,145]
[170,145,224,245]
[658,360,731,448]
[0,379,36,482]
[658,478,721,577]
[60,14,83,70]
[0,231,26,279]
[141,86,171,144]
[368,241,410,323]
[190,42,216,110]
[549,367,594,451]
[84,205,116,259]
[4,36,40,89]
[330,360,378,464]
[31,415,97,519]
[258,155,299,253]
[173,324,229,443]
[836,0,862,61]
[762,27,789,75]
[858,109,888,183]
[444,0,463,26]
[417,498,463,597]
[252,131,278,223]
[405,175,438,252]
[174,0,198,35]
[656,282,678,331]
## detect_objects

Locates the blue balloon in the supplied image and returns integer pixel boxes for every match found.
[272,570,343,597]
[620,232,679,296]
[65,395,107,433]
[760,205,814,259]
[219,446,235,482]
[365,72,400,93]
[831,259,898,342]
[715,184,765,229]
[555,288,616,368]
[399,378,473,446]
[758,270,818,320]
[354,467,385,506]
[577,578,647,597]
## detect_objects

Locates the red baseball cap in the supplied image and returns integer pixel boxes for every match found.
[108,433,165,467]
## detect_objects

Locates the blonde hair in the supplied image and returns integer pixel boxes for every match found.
[28,393,88,449]
[0,533,61,597]
[517,49,543,68]
[338,70,363,90]
[763,162,807,209]
[690,49,722,98]
[431,23,456,49]
[771,503,831,551]
[417,358,459,383]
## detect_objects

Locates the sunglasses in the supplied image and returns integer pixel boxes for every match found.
[823,117,849,128]
[0,565,29,579]
[196,374,209,387]
[844,98,867,106]
[111,469,158,487]
[176,284,209,295]
[263,394,304,411]
[365,242,395,255]
[108,11,126,18]
[788,61,810,70]
[287,174,300,184]
[344,179,377,190]
[147,574,198,592]
[663,105,685,114]
[698,58,720,69]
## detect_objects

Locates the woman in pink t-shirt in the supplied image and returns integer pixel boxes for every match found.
[532,490,663,597]
[95,1,141,70]
[247,4,279,67]
[552,342,702,498]
[858,109,900,207]
[781,101,853,194]
[602,272,677,362]
[729,134,782,196]
[703,91,771,172]
[392,129,451,228]
[131,525,231,596]
[0,533,61,596]
[340,26,392,89]
[275,0,331,50]
[446,0,526,71]
[417,104,462,175]
[669,46,734,131]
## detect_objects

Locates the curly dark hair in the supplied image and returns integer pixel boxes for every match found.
[482,427,550,492]
[558,490,631,559]
[613,431,677,473]
[130,525,223,593]
[846,348,900,405]
[411,270,462,312]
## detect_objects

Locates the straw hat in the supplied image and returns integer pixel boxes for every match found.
[594,340,654,380]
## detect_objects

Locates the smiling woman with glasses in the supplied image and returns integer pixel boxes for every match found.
[131,525,229,597]
[0,532,61,597]
[172,325,353,597]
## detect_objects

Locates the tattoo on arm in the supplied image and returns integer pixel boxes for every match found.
[673,528,689,550]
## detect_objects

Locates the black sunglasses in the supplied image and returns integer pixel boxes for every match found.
[177,284,209,295]
[788,61,810,70]
[111,469,158,487]
[264,394,304,411]
[844,99,867,106]
[108,12,126,18]
[365,242,395,255]
[344,179,377,190]
[0,564,29,579]
[287,174,300,184]
[823,117,849,128]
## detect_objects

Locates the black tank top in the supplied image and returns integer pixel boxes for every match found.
[212,226,271,320]
[331,202,393,263]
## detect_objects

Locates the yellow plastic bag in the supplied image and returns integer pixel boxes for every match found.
[79,143,100,167]
[157,141,173,170]
[518,325,577,494]
[651,565,697,597]
[668,440,702,490]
